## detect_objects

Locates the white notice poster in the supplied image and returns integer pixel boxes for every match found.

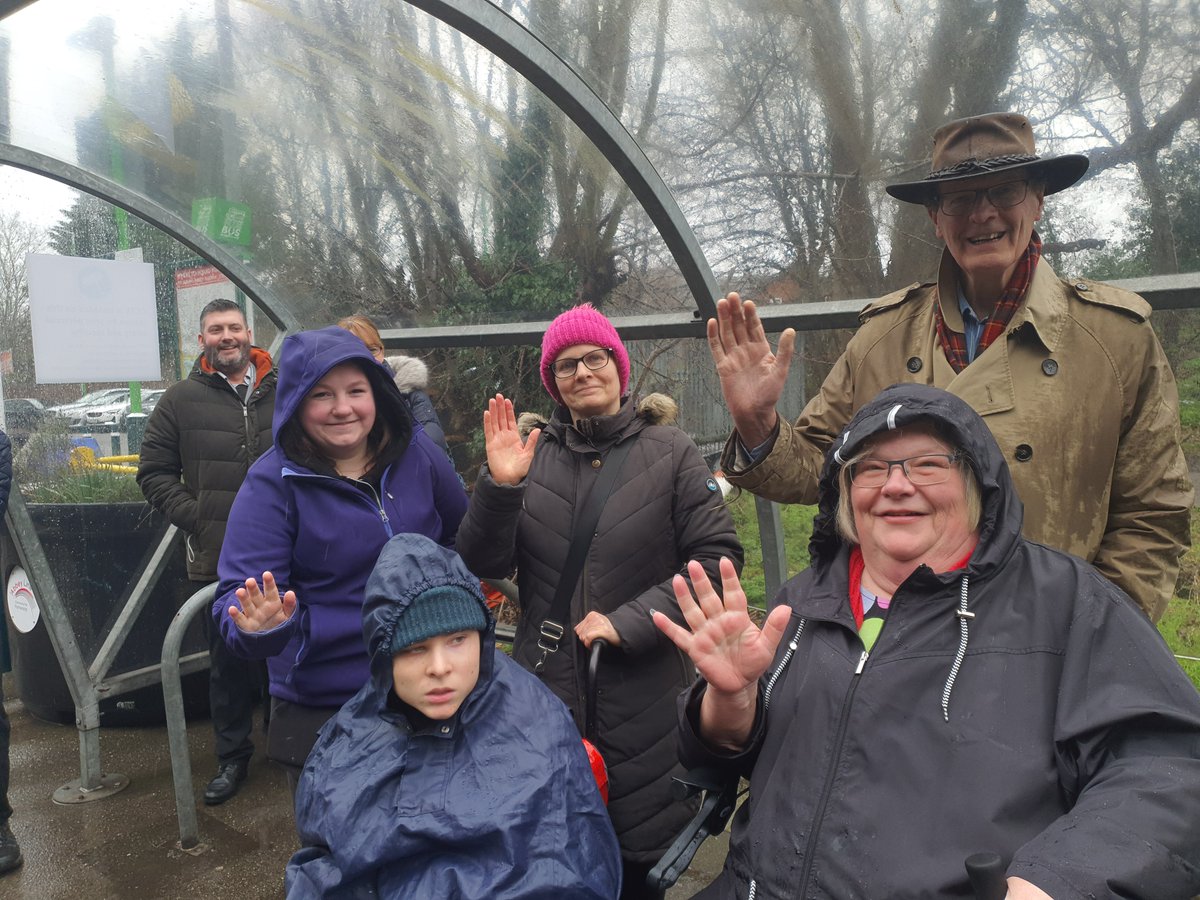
[26,253,162,383]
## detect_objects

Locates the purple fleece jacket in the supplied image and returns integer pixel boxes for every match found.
[213,327,468,707]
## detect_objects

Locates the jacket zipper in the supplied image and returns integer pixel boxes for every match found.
[242,402,254,458]
[763,618,806,711]
[743,618,806,899]
[281,468,393,534]
[793,646,870,895]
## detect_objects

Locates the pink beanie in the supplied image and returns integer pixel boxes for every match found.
[540,303,631,405]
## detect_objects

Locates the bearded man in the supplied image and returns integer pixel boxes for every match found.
[138,297,276,804]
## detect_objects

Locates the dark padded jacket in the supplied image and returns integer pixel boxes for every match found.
[137,348,276,581]
[456,394,743,862]
[681,383,1200,899]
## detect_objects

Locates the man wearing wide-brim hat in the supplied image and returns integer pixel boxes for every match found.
[710,111,1192,621]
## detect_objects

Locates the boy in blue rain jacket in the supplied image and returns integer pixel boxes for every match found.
[286,533,621,899]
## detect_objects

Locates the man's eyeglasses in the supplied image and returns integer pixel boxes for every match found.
[552,348,613,379]
[935,180,1029,217]
[849,453,960,488]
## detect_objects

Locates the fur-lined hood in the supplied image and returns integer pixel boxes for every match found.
[517,393,677,437]
[386,354,429,393]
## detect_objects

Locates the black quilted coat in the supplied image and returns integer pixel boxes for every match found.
[137,349,276,581]
[456,394,743,862]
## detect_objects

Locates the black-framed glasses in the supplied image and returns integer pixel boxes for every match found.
[850,453,960,488]
[552,348,613,379]
[935,180,1029,217]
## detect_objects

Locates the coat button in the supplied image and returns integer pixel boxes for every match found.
[440,725,450,734]
[1014,444,1033,462]
[591,458,602,468]
[1041,359,1059,376]
[1075,282,1089,291]
[906,357,922,373]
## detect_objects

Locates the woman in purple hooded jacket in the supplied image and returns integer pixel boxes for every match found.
[213,327,467,786]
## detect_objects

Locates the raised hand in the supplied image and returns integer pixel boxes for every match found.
[483,393,541,486]
[707,292,796,448]
[228,571,297,633]
[654,558,792,696]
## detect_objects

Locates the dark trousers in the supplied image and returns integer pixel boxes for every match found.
[620,858,666,900]
[267,697,339,800]
[200,589,268,767]
[0,678,10,823]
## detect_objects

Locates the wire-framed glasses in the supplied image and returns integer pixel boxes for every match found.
[935,180,1029,217]
[850,453,960,488]
[552,348,613,379]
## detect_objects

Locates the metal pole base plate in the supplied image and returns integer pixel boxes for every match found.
[52,773,130,805]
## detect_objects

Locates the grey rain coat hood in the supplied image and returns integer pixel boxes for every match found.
[681,383,1200,899]
[287,533,621,900]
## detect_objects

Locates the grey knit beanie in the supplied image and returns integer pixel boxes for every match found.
[389,585,487,654]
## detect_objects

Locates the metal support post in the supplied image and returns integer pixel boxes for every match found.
[754,496,788,603]
[162,583,216,853]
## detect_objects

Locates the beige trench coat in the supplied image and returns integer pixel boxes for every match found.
[724,252,1193,620]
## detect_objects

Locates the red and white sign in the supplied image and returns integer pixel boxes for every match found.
[6,567,40,634]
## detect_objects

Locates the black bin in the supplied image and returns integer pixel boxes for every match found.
[2,502,210,726]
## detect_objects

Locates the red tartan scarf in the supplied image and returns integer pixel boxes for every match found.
[934,235,1042,374]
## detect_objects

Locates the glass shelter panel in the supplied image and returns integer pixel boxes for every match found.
[507,0,1199,298]
[0,183,274,723]
[1,0,691,333]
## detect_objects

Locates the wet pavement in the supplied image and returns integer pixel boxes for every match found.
[0,674,727,900]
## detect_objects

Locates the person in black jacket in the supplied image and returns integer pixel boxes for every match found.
[0,427,20,875]
[457,304,743,900]
[655,383,1200,899]
[137,298,275,805]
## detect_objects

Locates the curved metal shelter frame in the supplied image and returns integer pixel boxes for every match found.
[0,0,726,843]
[0,143,299,335]
[2,0,1199,858]
[1,0,720,333]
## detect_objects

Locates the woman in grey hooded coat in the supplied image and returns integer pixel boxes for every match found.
[657,383,1200,899]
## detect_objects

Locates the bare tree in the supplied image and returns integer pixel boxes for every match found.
[0,211,48,386]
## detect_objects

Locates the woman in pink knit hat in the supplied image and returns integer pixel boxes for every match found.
[457,303,744,899]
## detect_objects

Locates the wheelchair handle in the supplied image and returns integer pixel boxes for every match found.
[584,638,606,744]
[964,852,1007,900]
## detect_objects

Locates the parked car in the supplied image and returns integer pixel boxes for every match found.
[118,389,166,429]
[79,389,168,431]
[80,393,133,429]
[49,389,130,427]
[3,397,48,448]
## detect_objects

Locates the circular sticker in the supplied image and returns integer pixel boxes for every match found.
[6,566,41,634]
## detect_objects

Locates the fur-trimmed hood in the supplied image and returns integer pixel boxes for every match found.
[517,392,677,437]
[386,354,429,393]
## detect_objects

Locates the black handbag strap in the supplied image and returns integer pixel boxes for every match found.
[534,436,636,673]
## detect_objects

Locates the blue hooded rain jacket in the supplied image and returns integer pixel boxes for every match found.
[286,533,622,899]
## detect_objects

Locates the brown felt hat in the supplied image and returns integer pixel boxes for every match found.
[886,112,1089,205]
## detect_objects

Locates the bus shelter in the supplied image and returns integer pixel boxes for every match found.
[0,0,1196,853]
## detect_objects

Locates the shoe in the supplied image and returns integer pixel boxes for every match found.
[203,760,249,806]
[0,822,22,875]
